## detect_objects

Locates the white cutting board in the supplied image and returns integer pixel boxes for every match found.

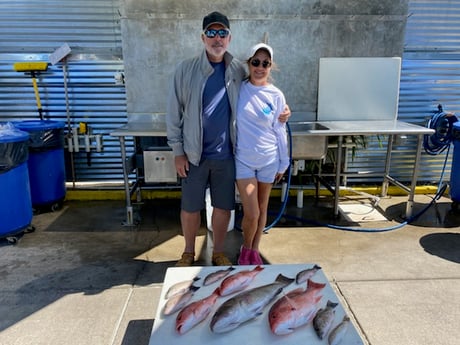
[317,57,401,121]
[149,264,363,345]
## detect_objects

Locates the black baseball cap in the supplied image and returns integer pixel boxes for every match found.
[202,11,230,30]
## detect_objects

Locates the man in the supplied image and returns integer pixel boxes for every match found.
[166,11,289,266]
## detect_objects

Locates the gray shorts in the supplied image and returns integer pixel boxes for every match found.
[181,158,235,212]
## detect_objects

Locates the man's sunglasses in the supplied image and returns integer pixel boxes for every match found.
[203,29,231,38]
[250,59,272,68]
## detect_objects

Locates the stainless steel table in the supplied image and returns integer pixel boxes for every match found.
[111,121,167,226]
[111,120,434,225]
[289,120,435,218]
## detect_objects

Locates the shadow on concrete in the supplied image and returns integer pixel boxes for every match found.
[419,232,460,263]
[386,200,460,227]
[0,199,184,334]
[121,319,154,345]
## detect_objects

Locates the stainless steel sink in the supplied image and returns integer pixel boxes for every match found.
[288,122,329,132]
[288,122,329,160]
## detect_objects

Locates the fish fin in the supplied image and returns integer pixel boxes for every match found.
[287,287,304,295]
[313,264,322,270]
[275,273,295,285]
[254,265,265,272]
[307,279,326,290]
[284,294,299,311]
[193,276,201,282]
[190,285,200,292]
[326,300,339,308]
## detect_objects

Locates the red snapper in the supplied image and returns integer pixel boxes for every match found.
[175,288,220,334]
[268,279,326,335]
[218,265,264,296]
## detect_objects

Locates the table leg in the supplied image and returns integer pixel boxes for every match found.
[405,134,424,219]
[381,135,394,197]
[119,136,134,226]
[334,135,343,217]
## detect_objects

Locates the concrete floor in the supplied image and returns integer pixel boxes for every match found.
[0,193,459,345]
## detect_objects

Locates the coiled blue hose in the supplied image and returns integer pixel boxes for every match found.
[423,104,458,155]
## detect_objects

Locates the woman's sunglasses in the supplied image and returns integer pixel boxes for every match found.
[250,59,272,68]
[203,29,231,38]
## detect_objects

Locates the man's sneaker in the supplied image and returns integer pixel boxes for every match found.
[237,246,251,265]
[212,252,232,266]
[175,252,195,267]
[250,250,264,265]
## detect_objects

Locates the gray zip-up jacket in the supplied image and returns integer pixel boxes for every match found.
[166,50,246,166]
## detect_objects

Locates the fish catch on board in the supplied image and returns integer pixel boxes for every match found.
[295,264,321,284]
[175,288,220,335]
[328,315,350,345]
[203,266,235,286]
[210,274,295,333]
[218,265,264,297]
[313,300,338,339]
[165,276,200,299]
[268,279,326,335]
[163,285,200,316]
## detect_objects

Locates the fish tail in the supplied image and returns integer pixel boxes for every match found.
[326,300,339,308]
[190,285,200,292]
[254,265,265,272]
[275,273,295,285]
[307,279,326,290]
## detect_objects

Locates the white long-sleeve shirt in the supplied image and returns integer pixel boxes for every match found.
[235,80,289,173]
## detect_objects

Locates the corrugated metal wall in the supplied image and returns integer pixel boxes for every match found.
[0,0,459,186]
[0,0,130,182]
[347,0,460,185]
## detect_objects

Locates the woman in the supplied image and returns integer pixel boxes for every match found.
[235,43,290,265]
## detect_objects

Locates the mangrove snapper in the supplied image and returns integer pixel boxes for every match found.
[328,315,350,345]
[295,264,321,284]
[204,266,236,286]
[165,276,200,299]
[313,300,339,339]
[163,285,200,316]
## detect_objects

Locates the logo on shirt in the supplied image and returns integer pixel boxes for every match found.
[262,103,274,116]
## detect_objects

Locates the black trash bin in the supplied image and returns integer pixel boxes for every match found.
[0,123,33,241]
[14,120,66,211]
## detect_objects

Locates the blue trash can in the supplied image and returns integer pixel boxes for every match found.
[14,120,66,211]
[0,124,33,240]
[450,122,460,208]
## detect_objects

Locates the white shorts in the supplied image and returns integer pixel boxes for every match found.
[235,158,278,183]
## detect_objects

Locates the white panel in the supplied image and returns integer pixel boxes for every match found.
[143,150,177,183]
[317,57,401,121]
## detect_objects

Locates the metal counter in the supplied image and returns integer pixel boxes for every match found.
[110,121,168,226]
[111,120,434,225]
[289,120,434,218]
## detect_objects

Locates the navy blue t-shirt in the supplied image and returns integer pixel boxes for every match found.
[201,61,232,160]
